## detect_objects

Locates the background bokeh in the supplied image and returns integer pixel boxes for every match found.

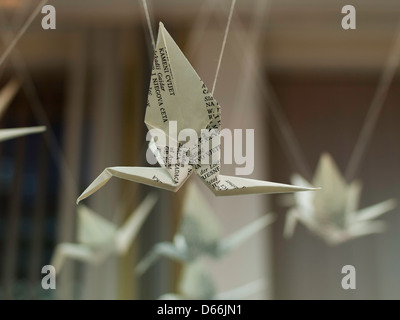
[0,0,399,299]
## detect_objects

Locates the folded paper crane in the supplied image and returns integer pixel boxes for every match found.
[76,22,316,204]
[0,78,45,141]
[51,193,157,272]
[136,183,275,275]
[284,153,396,245]
[159,262,266,300]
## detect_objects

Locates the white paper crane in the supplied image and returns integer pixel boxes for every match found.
[159,262,266,300]
[0,78,45,141]
[76,22,316,204]
[51,193,158,273]
[284,153,397,245]
[135,183,275,275]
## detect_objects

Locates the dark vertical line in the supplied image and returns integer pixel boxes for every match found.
[2,115,28,290]
[28,139,48,285]
[56,33,87,300]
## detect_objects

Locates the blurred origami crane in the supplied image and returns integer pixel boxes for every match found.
[159,262,266,300]
[76,22,316,204]
[51,193,157,272]
[0,78,45,141]
[284,153,396,245]
[135,183,275,275]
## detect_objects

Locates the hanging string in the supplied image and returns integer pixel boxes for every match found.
[0,0,31,81]
[0,25,78,207]
[183,0,312,180]
[185,0,217,60]
[212,0,236,95]
[222,7,400,182]
[140,0,156,50]
[107,0,158,221]
[345,23,400,181]
[262,80,313,181]
[212,6,312,181]
[136,0,156,166]
[230,0,270,119]
[131,0,156,175]
[0,0,48,67]
[214,4,313,181]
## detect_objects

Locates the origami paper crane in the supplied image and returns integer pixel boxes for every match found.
[159,262,266,300]
[135,183,275,275]
[76,22,316,204]
[51,193,157,272]
[0,78,45,141]
[284,153,397,245]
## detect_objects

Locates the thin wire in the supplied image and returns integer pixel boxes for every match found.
[231,0,270,118]
[345,24,400,181]
[212,0,236,95]
[226,7,400,182]
[136,0,156,169]
[0,0,31,81]
[105,0,157,221]
[263,80,313,181]
[140,0,156,50]
[185,0,217,60]
[212,4,312,181]
[215,5,313,181]
[0,0,48,67]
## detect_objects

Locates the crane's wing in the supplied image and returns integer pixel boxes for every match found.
[345,180,362,225]
[77,166,192,203]
[346,220,387,239]
[0,126,45,142]
[283,208,299,238]
[145,22,217,139]
[218,214,275,255]
[51,243,99,273]
[355,199,397,222]
[199,172,318,196]
[135,242,186,276]
[115,193,158,253]
[144,22,220,182]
